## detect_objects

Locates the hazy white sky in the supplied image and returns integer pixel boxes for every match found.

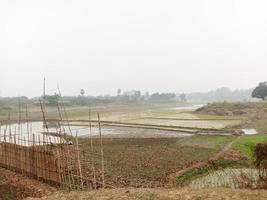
[0,0,267,97]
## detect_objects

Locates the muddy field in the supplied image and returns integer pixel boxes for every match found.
[1,102,267,199]
[79,135,235,187]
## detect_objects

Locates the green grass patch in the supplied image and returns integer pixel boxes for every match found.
[177,135,234,149]
[232,134,267,159]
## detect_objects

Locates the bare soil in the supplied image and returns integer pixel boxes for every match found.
[79,136,234,188]
[25,188,267,200]
[0,168,55,200]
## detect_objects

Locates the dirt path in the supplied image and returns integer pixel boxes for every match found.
[167,136,241,186]
[25,188,267,200]
[0,168,55,200]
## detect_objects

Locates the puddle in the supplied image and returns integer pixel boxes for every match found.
[242,129,258,135]
[171,104,205,111]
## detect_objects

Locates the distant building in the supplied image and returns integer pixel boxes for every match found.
[123,90,139,96]
[123,90,141,101]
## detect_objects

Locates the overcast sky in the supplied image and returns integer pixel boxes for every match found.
[0,0,267,97]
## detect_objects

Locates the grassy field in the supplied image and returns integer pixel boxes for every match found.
[232,134,267,159]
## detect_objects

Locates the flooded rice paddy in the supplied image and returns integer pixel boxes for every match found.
[0,121,194,146]
[0,105,243,145]
[190,168,259,189]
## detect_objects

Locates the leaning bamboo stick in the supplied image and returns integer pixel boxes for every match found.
[56,101,66,142]
[39,99,52,144]
[57,86,73,136]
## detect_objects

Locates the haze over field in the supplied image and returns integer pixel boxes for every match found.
[1,0,267,97]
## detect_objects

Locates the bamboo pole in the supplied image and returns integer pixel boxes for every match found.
[39,99,52,144]
[14,134,17,171]
[7,112,11,170]
[75,132,83,189]
[98,113,105,188]
[37,135,41,180]
[3,130,7,167]
[26,105,30,145]
[89,109,97,189]
[8,112,11,136]
[43,77,46,115]
[56,101,66,143]
[18,100,21,144]
[56,147,62,186]
[24,136,26,175]
[33,133,36,178]
[57,86,73,136]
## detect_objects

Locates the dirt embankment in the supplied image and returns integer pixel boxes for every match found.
[196,102,267,132]
[196,102,267,116]
[25,188,267,200]
[0,168,55,200]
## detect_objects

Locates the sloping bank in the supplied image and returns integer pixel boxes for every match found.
[25,188,267,200]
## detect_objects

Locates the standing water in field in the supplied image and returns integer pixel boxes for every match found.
[0,121,193,145]
[0,121,104,146]
[0,122,67,146]
[242,129,258,135]
[171,104,206,111]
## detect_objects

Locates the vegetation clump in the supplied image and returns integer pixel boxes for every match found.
[252,82,267,100]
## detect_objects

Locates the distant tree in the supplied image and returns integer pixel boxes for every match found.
[150,93,176,102]
[252,82,267,100]
[45,94,60,106]
[117,88,121,96]
[80,89,85,96]
[134,91,141,99]
[144,92,150,101]
[179,93,187,102]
